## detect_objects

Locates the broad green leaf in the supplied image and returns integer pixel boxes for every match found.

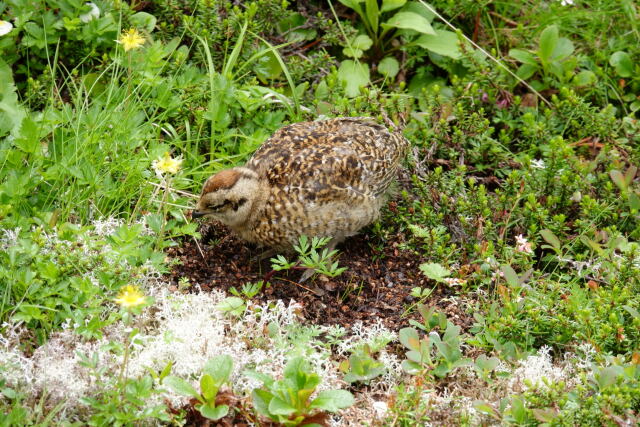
[344,34,373,58]
[310,390,355,411]
[200,374,218,401]
[473,401,500,419]
[501,265,519,287]
[378,56,399,78]
[352,34,373,50]
[610,169,627,191]
[532,408,557,423]
[540,229,561,250]
[381,0,406,12]
[538,25,559,63]
[0,58,27,137]
[130,12,157,32]
[399,327,421,351]
[13,116,40,154]
[383,11,435,35]
[337,60,370,97]
[610,51,633,77]
[268,396,297,415]
[623,305,640,319]
[199,403,229,420]
[251,389,273,416]
[164,376,200,399]
[551,37,574,61]
[365,0,379,33]
[216,297,246,316]
[516,64,538,80]
[629,192,640,211]
[204,355,233,385]
[509,49,537,66]
[414,30,462,59]
[572,70,596,86]
[418,262,451,282]
[596,366,624,389]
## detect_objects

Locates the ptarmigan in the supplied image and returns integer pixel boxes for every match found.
[193,117,408,251]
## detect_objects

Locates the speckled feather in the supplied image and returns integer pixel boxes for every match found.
[197,117,408,249]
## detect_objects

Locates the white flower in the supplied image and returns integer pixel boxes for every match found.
[80,2,100,23]
[0,20,13,36]
[373,401,389,418]
[515,234,533,254]
[560,0,574,5]
[531,159,545,169]
[491,270,504,281]
[443,277,467,286]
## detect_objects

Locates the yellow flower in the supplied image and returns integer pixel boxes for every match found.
[117,28,145,52]
[152,152,182,175]
[115,285,147,308]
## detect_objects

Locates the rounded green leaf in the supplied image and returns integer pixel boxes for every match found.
[509,49,537,66]
[199,403,229,420]
[538,25,559,63]
[414,30,462,59]
[129,12,157,33]
[381,0,406,12]
[164,376,200,399]
[572,70,596,86]
[268,396,297,415]
[337,60,370,97]
[609,51,633,77]
[378,57,399,78]
[204,355,233,385]
[383,11,435,35]
[310,389,355,412]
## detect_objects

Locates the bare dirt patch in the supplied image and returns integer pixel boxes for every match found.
[166,222,473,332]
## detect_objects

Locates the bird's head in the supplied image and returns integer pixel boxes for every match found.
[193,167,261,228]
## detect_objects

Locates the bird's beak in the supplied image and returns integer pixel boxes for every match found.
[191,210,207,219]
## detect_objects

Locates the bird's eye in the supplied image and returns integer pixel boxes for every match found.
[208,200,231,211]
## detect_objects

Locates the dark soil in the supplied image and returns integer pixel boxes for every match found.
[166,219,473,332]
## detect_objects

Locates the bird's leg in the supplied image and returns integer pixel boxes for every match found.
[250,247,279,263]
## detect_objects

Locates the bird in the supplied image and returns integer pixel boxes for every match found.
[192,117,409,259]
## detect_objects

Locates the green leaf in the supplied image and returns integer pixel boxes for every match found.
[399,327,421,351]
[538,25,559,64]
[216,297,246,316]
[501,265,519,287]
[164,376,201,399]
[13,116,40,154]
[129,12,157,33]
[516,64,539,80]
[414,30,462,59]
[378,56,399,78]
[629,192,640,211]
[337,60,370,97]
[268,396,297,415]
[204,355,234,385]
[383,11,435,35]
[365,0,379,33]
[199,403,229,420]
[200,374,218,401]
[540,229,561,250]
[418,262,451,282]
[381,0,406,12]
[310,390,355,412]
[572,70,596,86]
[251,389,274,416]
[551,37,574,61]
[0,57,27,137]
[509,49,537,66]
[610,169,627,192]
[344,34,373,58]
[610,51,633,77]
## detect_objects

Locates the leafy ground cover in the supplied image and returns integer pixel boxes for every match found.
[1,0,639,425]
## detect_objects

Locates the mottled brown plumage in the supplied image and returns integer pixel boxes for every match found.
[193,117,409,250]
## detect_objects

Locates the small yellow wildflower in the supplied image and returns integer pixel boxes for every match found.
[115,285,147,308]
[117,28,145,52]
[152,152,182,175]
